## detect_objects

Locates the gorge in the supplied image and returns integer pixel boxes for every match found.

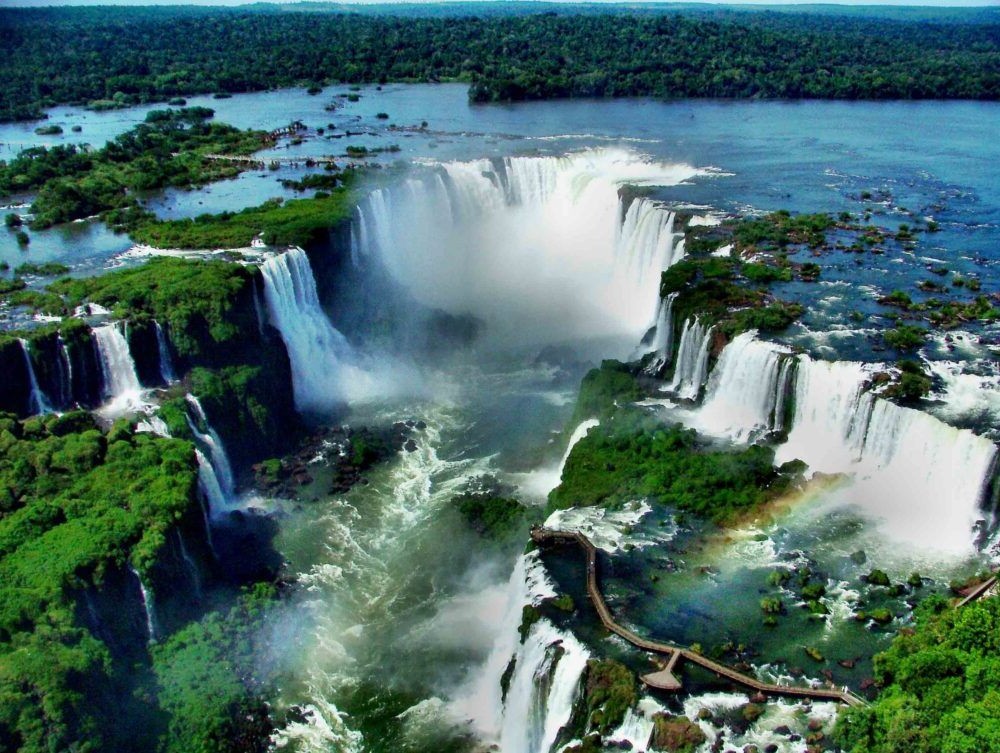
[1,87,999,753]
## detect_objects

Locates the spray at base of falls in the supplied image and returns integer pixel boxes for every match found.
[689,331,999,555]
[19,339,53,415]
[351,150,704,346]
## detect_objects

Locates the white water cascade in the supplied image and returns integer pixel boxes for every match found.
[261,247,369,412]
[849,399,998,554]
[19,339,53,415]
[667,317,713,400]
[56,336,73,408]
[130,565,158,643]
[498,619,590,753]
[93,323,142,410]
[517,418,600,499]
[643,293,678,376]
[351,150,706,346]
[185,394,235,500]
[154,321,177,383]
[697,331,792,441]
[176,529,203,601]
[715,347,1000,554]
[774,356,874,471]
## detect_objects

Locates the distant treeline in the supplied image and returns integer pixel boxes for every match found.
[2,7,999,121]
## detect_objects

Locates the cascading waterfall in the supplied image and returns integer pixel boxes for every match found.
[617,203,684,286]
[518,418,600,499]
[667,317,713,400]
[19,339,52,414]
[451,551,558,741]
[774,356,874,471]
[697,331,792,441]
[498,619,590,753]
[154,321,177,383]
[261,247,368,412]
[93,322,142,408]
[56,336,73,408]
[185,394,235,500]
[129,565,158,643]
[643,293,678,376]
[850,398,998,554]
[251,277,267,336]
[176,529,202,601]
[351,151,706,345]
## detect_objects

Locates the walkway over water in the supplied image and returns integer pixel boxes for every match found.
[530,526,868,707]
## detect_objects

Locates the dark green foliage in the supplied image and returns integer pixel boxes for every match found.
[13,262,69,277]
[279,172,342,192]
[867,569,892,586]
[837,596,1000,753]
[14,230,29,246]
[0,412,201,752]
[572,360,643,423]
[128,189,356,249]
[733,211,834,251]
[3,213,21,228]
[743,262,792,284]
[582,659,638,735]
[2,8,999,124]
[453,493,528,540]
[0,109,266,229]
[152,584,276,753]
[49,257,252,357]
[883,360,932,403]
[883,325,929,351]
[550,410,797,522]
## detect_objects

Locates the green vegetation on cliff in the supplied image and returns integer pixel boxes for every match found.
[837,595,1000,753]
[50,257,255,353]
[552,399,798,522]
[0,411,199,752]
[1,7,998,122]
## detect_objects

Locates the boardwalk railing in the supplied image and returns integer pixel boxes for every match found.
[530,526,868,707]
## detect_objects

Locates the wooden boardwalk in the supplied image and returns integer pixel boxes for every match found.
[956,575,998,608]
[530,527,868,707]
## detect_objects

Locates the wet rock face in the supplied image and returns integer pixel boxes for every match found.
[649,713,707,753]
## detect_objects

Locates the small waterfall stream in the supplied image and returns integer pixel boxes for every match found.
[19,339,53,415]
[129,565,158,644]
[185,394,235,500]
[667,317,713,400]
[93,322,142,409]
[154,321,177,383]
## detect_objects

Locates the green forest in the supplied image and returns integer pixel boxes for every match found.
[1,6,998,121]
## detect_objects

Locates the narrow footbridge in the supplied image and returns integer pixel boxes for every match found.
[530,526,868,707]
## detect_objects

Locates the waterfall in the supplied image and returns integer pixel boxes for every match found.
[261,247,365,412]
[617,202,684,284]
[19,339,53,415]
[176,529,203,601]
[154,321,177,383]
[849,399,998,554]
[498,619,590,753]
[450,549,588,753]
[774,357,874,471]
[129,565,158,643]
[450,553,556,739]
[667,317,713,401]
[251,276,267,336]
[351,151,706,345]
[764,353,998,553]
[56,336,73,408]
[194,448,228,516]
[93,322,142,408]
[185,394,235,499]
[697,331,792,442]
[559,419,600,478]
[643,293,678,376]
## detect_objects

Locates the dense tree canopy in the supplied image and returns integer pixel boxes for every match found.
[0,7,998,121]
